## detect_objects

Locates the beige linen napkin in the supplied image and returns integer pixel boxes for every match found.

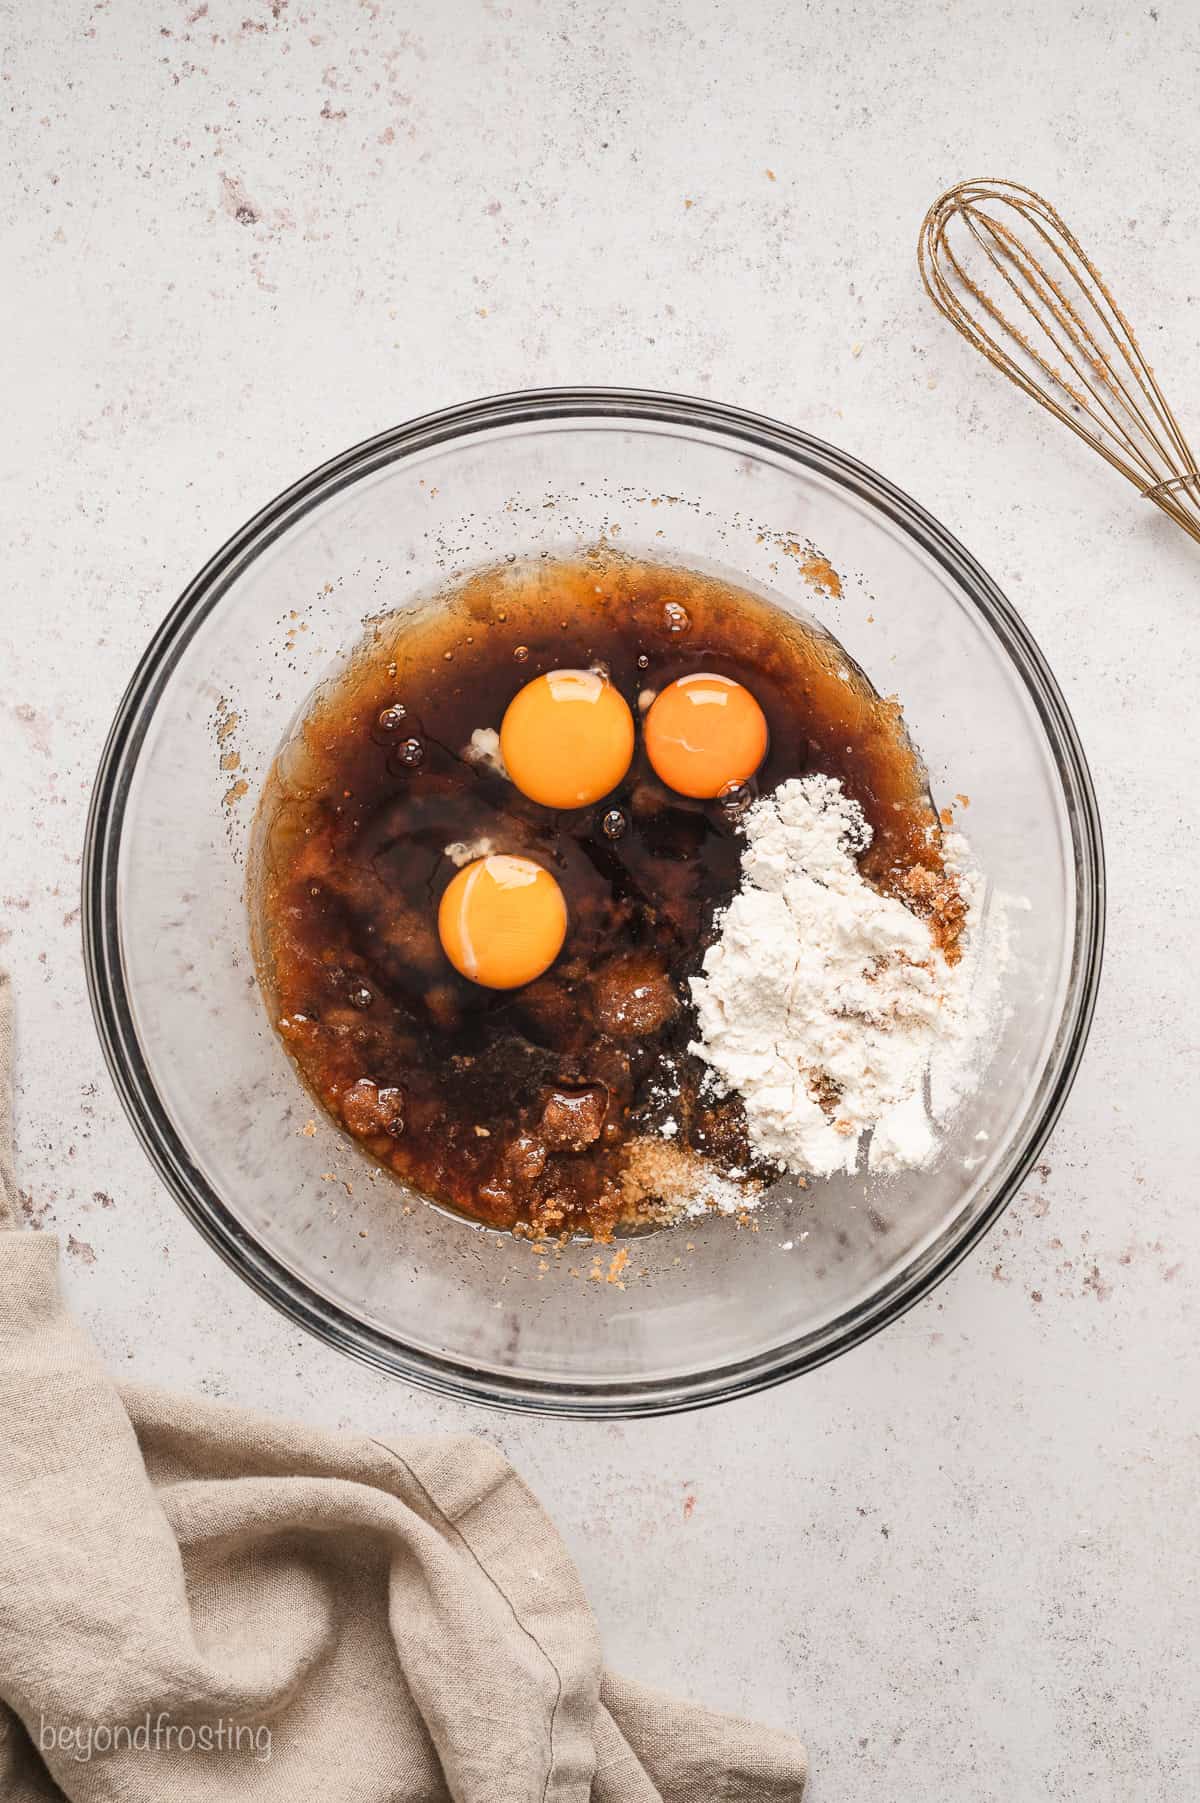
[0,974,807,1801]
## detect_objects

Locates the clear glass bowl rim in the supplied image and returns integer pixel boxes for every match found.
[82,385,1106,1417]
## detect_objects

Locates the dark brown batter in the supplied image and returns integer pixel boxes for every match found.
[250,551,949,1238]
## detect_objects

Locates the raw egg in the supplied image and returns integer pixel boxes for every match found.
[500,669,635,809]
[644,673,769,799]
[438,854,567,989]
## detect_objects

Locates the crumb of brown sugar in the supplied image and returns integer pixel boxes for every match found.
[620,1136,761,1221]
[801,553,841,597]
[797,548,843,598]
[301,1118,317,1137]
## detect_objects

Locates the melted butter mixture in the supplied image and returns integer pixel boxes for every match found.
[250,552,947,1238]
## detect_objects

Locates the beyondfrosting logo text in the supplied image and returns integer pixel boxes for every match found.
[38,1712,273,1764]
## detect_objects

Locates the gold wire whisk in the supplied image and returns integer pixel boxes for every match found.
[918,178,1200,547]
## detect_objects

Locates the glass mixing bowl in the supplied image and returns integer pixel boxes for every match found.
[83,389,1104,1416]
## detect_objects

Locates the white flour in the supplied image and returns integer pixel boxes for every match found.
[462,726,508,777]
[444,835,495,868]
[689,775,989,1179]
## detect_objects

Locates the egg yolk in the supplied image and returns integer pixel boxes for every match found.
[644,673,769,799]
[500,669,635,809]
[438,854,567,989]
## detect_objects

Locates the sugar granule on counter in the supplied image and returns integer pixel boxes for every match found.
[689,774,994,1180]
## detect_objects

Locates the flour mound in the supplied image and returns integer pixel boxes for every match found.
[689,775,980,1179]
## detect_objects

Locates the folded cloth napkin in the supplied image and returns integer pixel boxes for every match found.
[0,975,807,1801]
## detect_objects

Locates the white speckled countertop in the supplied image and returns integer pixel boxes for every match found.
[3,1,1198,1794]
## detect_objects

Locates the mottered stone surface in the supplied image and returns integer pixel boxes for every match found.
[2,2,1197,1795]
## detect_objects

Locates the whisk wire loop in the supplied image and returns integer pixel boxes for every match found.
[919,179,1200,545]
